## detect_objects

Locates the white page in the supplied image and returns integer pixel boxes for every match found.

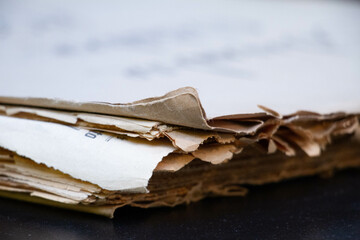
[0,115,175,192]
[0,0,359,116]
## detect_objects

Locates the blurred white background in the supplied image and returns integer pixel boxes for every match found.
[0,0,359,116]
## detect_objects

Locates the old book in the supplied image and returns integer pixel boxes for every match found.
[0,0,359,217]
[0,87,359,218]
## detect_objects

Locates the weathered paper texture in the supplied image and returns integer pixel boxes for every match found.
[0,114,358,217]
[0,87,209,130]
[0,115,175,192]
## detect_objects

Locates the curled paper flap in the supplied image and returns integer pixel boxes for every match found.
[0,87,273,134]
[0,87,209,129]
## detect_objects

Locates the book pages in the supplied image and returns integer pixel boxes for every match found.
[0,0,359,218]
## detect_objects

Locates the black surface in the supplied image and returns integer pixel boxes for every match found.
[0,169,359,240]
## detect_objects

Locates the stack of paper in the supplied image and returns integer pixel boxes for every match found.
[0,87,359,217]
[0,0,359,217]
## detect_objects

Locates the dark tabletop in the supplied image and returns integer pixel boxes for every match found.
[0,169,359,240]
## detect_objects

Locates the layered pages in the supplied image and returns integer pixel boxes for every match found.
[0,87,359,217]
[1,0,360,218]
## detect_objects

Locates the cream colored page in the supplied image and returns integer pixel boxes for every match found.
[0,0,359,116]
[0,116,175,192]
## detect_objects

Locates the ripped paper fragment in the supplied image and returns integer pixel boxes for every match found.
[192,144,241,164]
[155,154,195,172]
